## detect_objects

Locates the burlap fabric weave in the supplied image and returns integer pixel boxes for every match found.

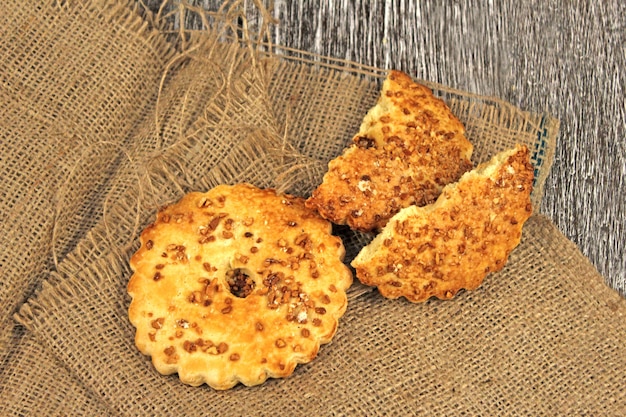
[1,1,624,416]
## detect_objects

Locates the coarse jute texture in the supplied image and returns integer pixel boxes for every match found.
[1,1,624,416]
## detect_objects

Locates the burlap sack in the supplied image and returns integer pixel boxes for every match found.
[1,1,624,416]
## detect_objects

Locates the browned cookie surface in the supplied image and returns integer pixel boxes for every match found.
[128,183,352,389]
[351,145,533,302]
[307,70,473,232]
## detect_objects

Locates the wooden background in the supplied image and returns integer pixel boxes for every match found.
[145,0,625,296]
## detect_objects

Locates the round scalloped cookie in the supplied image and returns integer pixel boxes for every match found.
[128,183,353,389]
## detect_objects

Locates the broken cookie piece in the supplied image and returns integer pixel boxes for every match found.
[306,70,473,232]
[351,145,534,302]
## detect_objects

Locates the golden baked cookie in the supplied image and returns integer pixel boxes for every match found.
[128,183,353,389]
[351,145,533,302]
[306,70,473,232]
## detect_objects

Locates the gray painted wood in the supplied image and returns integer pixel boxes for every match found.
[146,0,625,296]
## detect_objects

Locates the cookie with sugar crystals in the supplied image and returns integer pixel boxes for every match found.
[351,145,533,302]
[306,70,473,232]
[128,183,352,389]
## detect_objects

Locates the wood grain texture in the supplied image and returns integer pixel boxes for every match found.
[145,0,625,296]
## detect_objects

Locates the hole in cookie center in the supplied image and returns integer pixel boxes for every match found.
[226,268,255,298]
